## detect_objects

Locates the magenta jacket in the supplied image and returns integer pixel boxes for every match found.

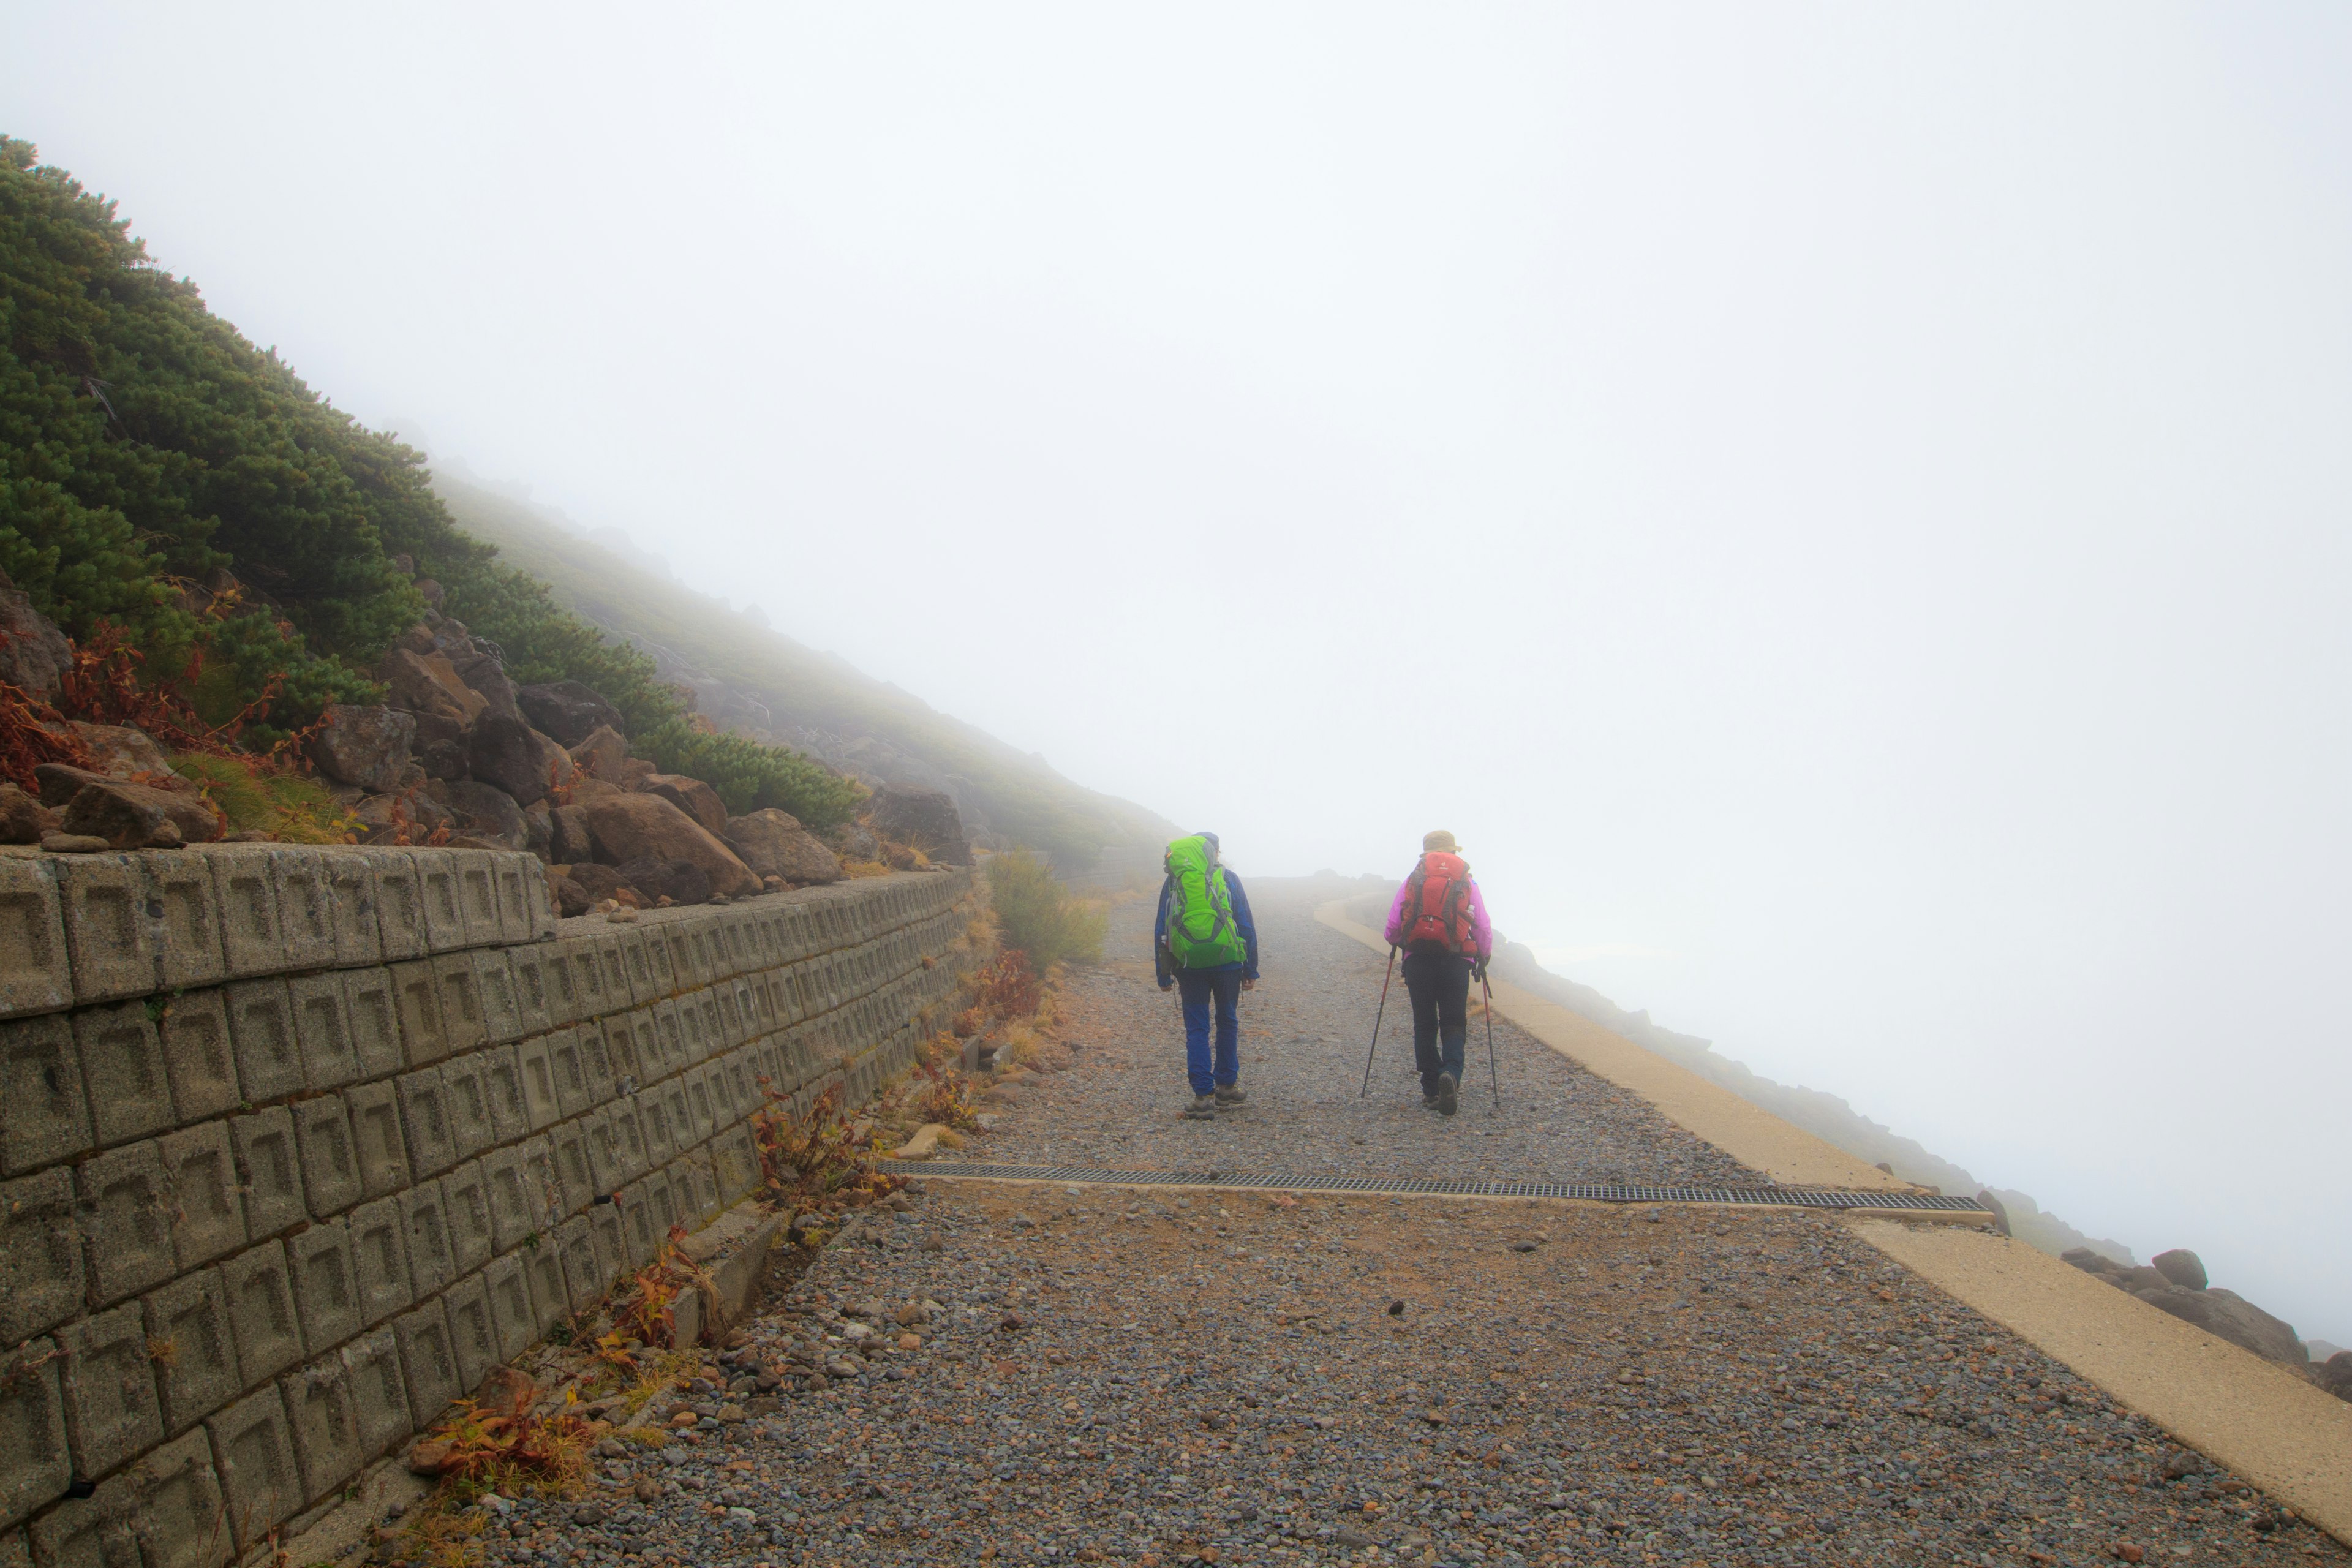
[1383,858,1494,959]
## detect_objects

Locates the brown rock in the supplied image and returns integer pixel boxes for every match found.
[867,785,972,865]
[2150,1249,2207,1291]
[516,680,623,747]
[476,1365,538,1413]
[0,783,58,844]
[567,862,635,905]
[2320,1351,2352,1402]
[2133,1286,2305,1365]
[442,780,528,848]
[406,1438,453,1477]
[58,778,224,848]
[40,832,112,854]
[548,869,592,918]
[641,774,728,835]
[66,723,175,779]
[723,809,843,885]
[569,724,630,782]
[547,802,591,864]
[575,791,758,897]
[377,647,487,726]
[0,575,73,698]
[469,717,571,807]
[614,856,712,906]
[568,776,622,801]
[307,704,418,791]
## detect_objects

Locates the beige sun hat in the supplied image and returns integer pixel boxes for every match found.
[1422,829,1460,854]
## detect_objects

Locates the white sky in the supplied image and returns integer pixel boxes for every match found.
[9,4,2348,1339]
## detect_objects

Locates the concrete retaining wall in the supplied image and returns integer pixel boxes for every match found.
[0,845,974,1566]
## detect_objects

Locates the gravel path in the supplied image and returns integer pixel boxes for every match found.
[980,886,1756,1189]
[453,883,2345,1567]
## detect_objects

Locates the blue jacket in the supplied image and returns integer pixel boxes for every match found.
[1155,870,1259,986]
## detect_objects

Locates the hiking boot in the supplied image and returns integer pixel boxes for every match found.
[1436,1072,1459,1117]
[1183,1095,1217,1120]
[1422,1091,1440,1109]
[1213,1085,1248,1107]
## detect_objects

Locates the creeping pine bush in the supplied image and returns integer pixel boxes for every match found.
[986,849,1107,969]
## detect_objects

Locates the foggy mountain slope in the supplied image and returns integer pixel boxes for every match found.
[432,470,1177,865]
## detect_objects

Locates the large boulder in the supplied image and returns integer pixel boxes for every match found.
[468,717,572,807]
[308,705,418,791]
[570,725,630,782]
[517,681,624,747]
[448,647,522,724]
[614,855,713,907]
[546,802,594,865]
[2151,1249,2208,1291]
[641,773,728,835]
[0,573,72,699]
[0,783,58,843]
[723,809,843,885]
[64,723,175,779]
[377,647,486,726]
[441,780,529,848]
[575,791,758,898]
[2320,1351,2352,1403]
[55,776,224,848]
[2133,1286,2305,1366]
[867,786,973,865]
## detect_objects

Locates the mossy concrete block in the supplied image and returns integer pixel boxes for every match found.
[27,1466,135,1568]
[127,1425,229,1568]
[286,971,359,1091]
[155,987,238,1123]
[0,1338,70,1530]
[159,1120,246,1270]
[277,1355,363,1505]
[391,1302,457,1434]
[0,1168,81,1346]
[365,850,428,963]
[224,978,301,1104]
[345,1196,412,1325]
[341,967,402,1080]
[59,1300,165,1477]
[0,859,72,1021]
[203,1385,300,1551]
[54,853,156,1004]
[286,1219,360,1354]
[1,1014,92,1175]
[439,1163,493,1277]
[76,1139,175,1306]
[322,850,381,968]
[219,1240,302,1387]
[289,1096,361,1219]
[142,1267,239,1434]
[386,959,447,1068]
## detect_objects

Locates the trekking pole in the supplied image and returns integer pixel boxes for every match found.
[1481,969,1501,1114]
[1359,948,1397,1098]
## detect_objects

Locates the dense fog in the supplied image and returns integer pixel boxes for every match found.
[7,4,2347,1340]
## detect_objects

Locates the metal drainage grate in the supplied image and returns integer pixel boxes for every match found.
[873,1161,1989,1215]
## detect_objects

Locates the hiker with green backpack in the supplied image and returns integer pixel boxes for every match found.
[1155,832,1261,1120]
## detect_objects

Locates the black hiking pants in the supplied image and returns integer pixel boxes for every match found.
[1401,948,1470,1095]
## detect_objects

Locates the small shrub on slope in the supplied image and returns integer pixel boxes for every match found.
[986,848,1107,969]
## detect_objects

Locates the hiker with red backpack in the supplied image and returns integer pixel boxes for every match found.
[1383,829,1494,1117]
[1155,832,1261,1120]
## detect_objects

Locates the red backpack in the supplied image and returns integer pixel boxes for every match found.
[1400,851,1476,954]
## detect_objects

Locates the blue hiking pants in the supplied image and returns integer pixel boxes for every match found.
[1175,967,1244,1096]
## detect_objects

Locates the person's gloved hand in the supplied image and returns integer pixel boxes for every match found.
[1471,957,1490,984]
[1159,978,1174,992]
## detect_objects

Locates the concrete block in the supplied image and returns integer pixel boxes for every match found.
[586,1202,626,1292]
[588,932,632,1009]
[638,1167,678,1240]
[608,1099,649,1184]
[409,850,465,953]
[209,850,283,981]
[654,1079,690,1167]
[160,1121,246,1269]
[154,989,238,1123]
[202,1385,300,1550]
[285,1219,360,1354]
[548,1118,595,1214]
[683,1067,718,1144]
[491,853,537,946]
[546,1027,587,1118]
[712,979,743,1048]
[479,1044,529,1144]
[480,1254,534,1362]
[518,1236,567,1335]
[506,944,552,1038]
[616,1179,657,1268]
[59,1301,165,1477]
[142,1267,240,1434]
[516,1135,562,1230]
[662,926,704,993]
[28,1468,137,1568]
[322,850,381,968]
[440,1272,496,1395]
[76,1140,175,1305]
[529,864,558,943]
[1,1014,92,1175]
[342,1080,409,1199]
[385,959,447,1068]
[391,1302,457,1431]
[439,1162,493,1276]
[577,1020,616,1107]
[55,854,155,1005]
[226,1108,303,1239]
[429,954,486,1055]
[267,851,336,973]
[345,1196,412,1325]
[555,1214,601,1311]
[0,1169,81,1345]
[395,1066,457,1177]
[285,971,360,1091]
[636,1087,675,1169]
[602,1011,647,1088]
[223,979,301,1104]
[582,1108,621,1196]
[340,1327,412,1457]
[289,1096,361,1219]
[437,1053,494,1160]
[647,1000,685,1079]
[398,1182,453,1297]
[469,949,522,1045]
[0,1338,70,1531]
[617,929,658,1005]
[277,1355,363,1504]
[540,939,586,1027]
[125,1425,228,1568]
[682,992,715,1065]
[339,967,403,1079]
[451,854,501,947]
[709,1123,758,1203]
[674,1152,721,1227]
[0,859,72,1022]
[480,1147,532,1254]
[364,850,426,963]
[511,1033,559,1131]
[218,1241,301,1387]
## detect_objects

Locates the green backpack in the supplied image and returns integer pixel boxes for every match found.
[1163,835,1248,968]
